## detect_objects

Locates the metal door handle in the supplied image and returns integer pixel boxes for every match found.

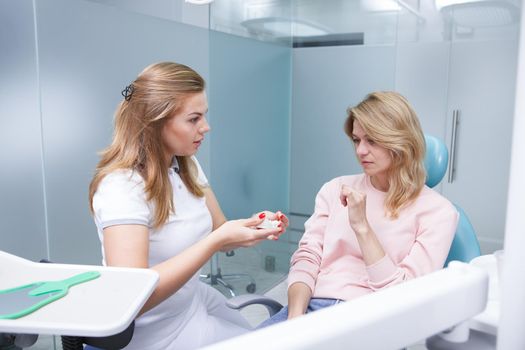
[448,110,460,183]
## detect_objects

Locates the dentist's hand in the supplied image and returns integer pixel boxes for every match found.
[213,214,281,252]
[257,210,289,240]
[340,185,370,236]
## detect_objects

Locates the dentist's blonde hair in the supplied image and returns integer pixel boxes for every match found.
[89,62,206,228]
[344,91,426,218]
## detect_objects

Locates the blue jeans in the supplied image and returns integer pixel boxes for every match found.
[256,298,342,329]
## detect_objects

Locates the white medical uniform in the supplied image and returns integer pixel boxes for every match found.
[92,157,251,349]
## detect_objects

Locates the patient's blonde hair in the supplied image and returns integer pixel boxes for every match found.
[89,62,205,228]
[344,91,426,218]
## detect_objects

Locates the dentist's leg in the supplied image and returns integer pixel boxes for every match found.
[197,282,251,346]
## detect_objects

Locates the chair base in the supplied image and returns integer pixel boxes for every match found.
[426,329,496,350]
[200,267,256,297]
[0,333,38,349]
[0,333,22,350]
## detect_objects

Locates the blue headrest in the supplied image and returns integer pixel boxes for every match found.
[424,135,449,188]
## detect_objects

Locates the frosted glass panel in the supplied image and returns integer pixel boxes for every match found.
[208,31,291,291]
[394,2,520,253]
[290,45,396,216]
[0,0,48,260]
[209,31,290,219]
[443,38,518,253]
[36,0,209,264]
[394,42,450,140]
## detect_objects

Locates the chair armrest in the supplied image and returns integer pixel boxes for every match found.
[226,294,284,317]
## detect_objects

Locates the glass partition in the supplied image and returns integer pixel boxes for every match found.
[395,0,521,254]
[36,0,210,264]
[0,0,48,261]
[439,2,520,254]
[288,0,398,271]
[207,28,292,294]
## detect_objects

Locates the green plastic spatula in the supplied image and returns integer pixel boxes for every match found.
[0,271,100,319]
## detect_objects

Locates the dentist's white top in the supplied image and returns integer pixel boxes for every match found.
[92,157,250,350]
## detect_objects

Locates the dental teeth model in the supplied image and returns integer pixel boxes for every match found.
[256,218,280,229]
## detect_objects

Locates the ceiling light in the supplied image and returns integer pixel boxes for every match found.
[185,0,214,5]
[361,0,401,12]
[241,17,329,38]
[435,0,520,27]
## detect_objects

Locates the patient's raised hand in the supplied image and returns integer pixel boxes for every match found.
[340,185,370,236]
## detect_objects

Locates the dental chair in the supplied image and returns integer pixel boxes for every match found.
[424,134,482,266]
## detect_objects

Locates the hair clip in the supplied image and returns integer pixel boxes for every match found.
[121,84,134,101]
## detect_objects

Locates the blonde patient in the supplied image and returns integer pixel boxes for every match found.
[259,91,458,328]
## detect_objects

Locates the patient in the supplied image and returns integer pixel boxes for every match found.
[259,91,459,327]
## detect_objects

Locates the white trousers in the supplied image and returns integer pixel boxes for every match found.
[125,282,251,350]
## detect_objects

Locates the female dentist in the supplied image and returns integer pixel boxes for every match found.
[89,62,288,349]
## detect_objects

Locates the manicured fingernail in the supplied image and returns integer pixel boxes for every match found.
[259,212,266,219]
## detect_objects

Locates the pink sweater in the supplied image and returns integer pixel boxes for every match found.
[288,174,459,301]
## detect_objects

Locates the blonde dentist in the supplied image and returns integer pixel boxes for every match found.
[89,62,288,349]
